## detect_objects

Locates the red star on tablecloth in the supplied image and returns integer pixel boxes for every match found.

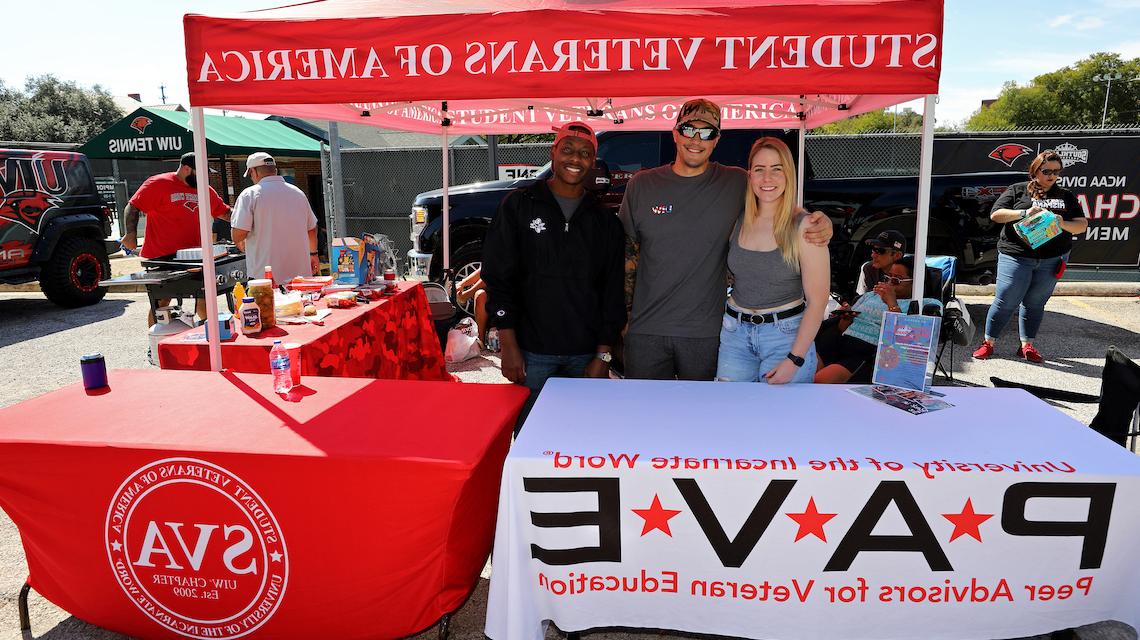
[942,498,994,542]
[632,494,682,537]
[785,497,837,542]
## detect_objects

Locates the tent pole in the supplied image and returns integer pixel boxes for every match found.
[190,107,221,371]
[912,94,937,304]
[441,109,451,276]
[796,112,806,209]
[328,121,346,246]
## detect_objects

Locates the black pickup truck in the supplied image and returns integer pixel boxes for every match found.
[409,129,1021,298]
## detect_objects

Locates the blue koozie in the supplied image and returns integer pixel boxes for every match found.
[80,353,108,390]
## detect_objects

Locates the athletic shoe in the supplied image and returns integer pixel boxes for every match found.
[971,342,994,359]
[1017,344,1043,363]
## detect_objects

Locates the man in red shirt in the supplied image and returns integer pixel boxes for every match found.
[121,153,231,325]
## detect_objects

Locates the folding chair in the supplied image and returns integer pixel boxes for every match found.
[1088,346,1140,451]
[422,281,458,351]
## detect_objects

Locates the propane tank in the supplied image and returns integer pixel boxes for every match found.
[148,305,194,366]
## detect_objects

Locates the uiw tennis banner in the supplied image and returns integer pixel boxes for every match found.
[486,379,1140,640]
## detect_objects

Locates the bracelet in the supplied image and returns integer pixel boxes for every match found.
[309,252,318,256]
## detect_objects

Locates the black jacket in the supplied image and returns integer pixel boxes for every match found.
[481,180,625,356]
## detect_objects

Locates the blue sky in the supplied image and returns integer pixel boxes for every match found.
[2,0,1137,126]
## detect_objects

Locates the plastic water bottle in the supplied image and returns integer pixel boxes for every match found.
[270,340,293,393]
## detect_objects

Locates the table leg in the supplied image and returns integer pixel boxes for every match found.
[18,582,30,631]
[437,613,451,640]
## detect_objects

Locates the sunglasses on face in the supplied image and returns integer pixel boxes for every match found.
[870,246,896,255]
[879,275,913,286]
[1038,168,1062,177]
[675,124,720,141]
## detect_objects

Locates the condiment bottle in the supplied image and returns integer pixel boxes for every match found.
[239,296,262,335]
[264,265,275,287]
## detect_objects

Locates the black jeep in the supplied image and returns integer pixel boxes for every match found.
[0,149,113,307]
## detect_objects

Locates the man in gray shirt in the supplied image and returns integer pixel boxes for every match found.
[618,98,832,380]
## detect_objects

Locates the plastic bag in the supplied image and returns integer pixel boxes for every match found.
[943,297,975,346]
[445,317,482,363]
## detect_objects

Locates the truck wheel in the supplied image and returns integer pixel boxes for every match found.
[451,242,483,316]
[40,236,110,307]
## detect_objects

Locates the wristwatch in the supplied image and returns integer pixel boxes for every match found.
[595,352,613,363]
[785,352,805,367]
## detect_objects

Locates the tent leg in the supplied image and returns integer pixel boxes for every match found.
[796,107,806,209]
[190,107,221,371]
[18,582,30,631]
[328,121,346,253]
[911,94,937,304]
[441,111,452,287]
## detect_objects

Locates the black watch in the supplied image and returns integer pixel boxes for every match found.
[786,352,805,367]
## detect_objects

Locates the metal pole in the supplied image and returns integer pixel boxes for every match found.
[912,94,937,304]
[328,121,346,240]
[1101,76,1113,128]
[441,112,451,275]
[487,134,499,181]
[190,107,221,371]
[796,114,806,209]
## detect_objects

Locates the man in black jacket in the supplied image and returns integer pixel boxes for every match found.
[482,122,625,425]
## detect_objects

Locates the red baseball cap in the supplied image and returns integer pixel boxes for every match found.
[552,122,597,152]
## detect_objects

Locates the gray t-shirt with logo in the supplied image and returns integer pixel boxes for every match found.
[618,162,746,338]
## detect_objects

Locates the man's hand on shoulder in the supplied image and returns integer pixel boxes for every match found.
[799,209,833,246]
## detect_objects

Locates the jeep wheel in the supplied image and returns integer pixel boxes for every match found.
[451,242,483,317]
[40,236,110,307]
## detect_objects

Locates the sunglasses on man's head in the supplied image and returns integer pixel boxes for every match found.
[675,124,720,141]
[1039,168,1062,177]
[879,274,913,286]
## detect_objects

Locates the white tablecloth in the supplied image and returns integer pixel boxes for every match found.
[486,379,1140,640]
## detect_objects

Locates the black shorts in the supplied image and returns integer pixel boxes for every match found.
[831,335,877,383]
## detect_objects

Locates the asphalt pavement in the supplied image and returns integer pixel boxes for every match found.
[0,289,1138,640]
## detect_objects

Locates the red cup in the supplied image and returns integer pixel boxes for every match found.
[285,342,301,386]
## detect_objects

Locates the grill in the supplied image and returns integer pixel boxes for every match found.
[100,249,248,314]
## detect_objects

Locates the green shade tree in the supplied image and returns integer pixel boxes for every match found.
[0,75,123,143]
[812,107,927,134]
[966,53,1140,129]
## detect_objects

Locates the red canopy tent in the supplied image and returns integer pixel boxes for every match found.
[183,0,944,369]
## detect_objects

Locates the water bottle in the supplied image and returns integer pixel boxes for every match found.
[270,340,293,393]
[485,327,500,352]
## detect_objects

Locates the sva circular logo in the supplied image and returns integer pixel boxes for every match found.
[104,458,288,639]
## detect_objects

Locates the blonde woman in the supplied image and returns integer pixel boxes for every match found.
[716,137,830,384]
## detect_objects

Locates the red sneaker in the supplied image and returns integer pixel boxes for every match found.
[1017,344,1043,363]
[972,342,994,359]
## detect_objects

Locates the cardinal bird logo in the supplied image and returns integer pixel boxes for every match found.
[988,143,1033,167]
[0,190,62,232]
[129,116,153,134]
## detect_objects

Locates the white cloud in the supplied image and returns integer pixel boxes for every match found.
[1049,14,1074,27]
[1118,41,1140,59]
[1074,16,1106,30]
[1100,0,1140,7]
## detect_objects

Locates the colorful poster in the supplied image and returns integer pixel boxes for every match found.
[872,312,941,392]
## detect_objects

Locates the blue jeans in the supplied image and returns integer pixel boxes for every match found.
[515,351,594,434]
[716,312,817,383]
[984,252,1063,341]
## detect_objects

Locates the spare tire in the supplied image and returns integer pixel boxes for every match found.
[39,235,110,307]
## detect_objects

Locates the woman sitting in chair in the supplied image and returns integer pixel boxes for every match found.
[455,268,489,343]
[815,256,940,384]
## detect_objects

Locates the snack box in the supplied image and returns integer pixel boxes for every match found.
[331,237,380,285]
[287,275,335,292]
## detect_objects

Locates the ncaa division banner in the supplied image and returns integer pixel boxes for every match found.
[935,134,1140,268]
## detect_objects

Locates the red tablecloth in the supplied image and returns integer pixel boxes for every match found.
[158,281,449,381]
[0,370,528,640]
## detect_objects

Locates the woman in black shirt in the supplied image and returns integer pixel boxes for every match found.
[972,150,1088,363]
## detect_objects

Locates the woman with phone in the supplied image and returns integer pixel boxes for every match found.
[716,137,829,384]
[972,150,1088,363]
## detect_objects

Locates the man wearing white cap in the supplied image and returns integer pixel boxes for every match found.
[231,152,319,281]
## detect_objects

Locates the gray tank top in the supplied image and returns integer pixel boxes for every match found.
[727,216,804,310]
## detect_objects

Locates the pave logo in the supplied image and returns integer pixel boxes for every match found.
[0,153,69,233]
[105,458,288,639]
[987,143,1033,167]
[530,217,547,233]
[1054,142,1089,168]
[651,204,673,216]
[130,116,154,134]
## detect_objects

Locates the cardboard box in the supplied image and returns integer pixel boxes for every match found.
[331,237,380,285]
